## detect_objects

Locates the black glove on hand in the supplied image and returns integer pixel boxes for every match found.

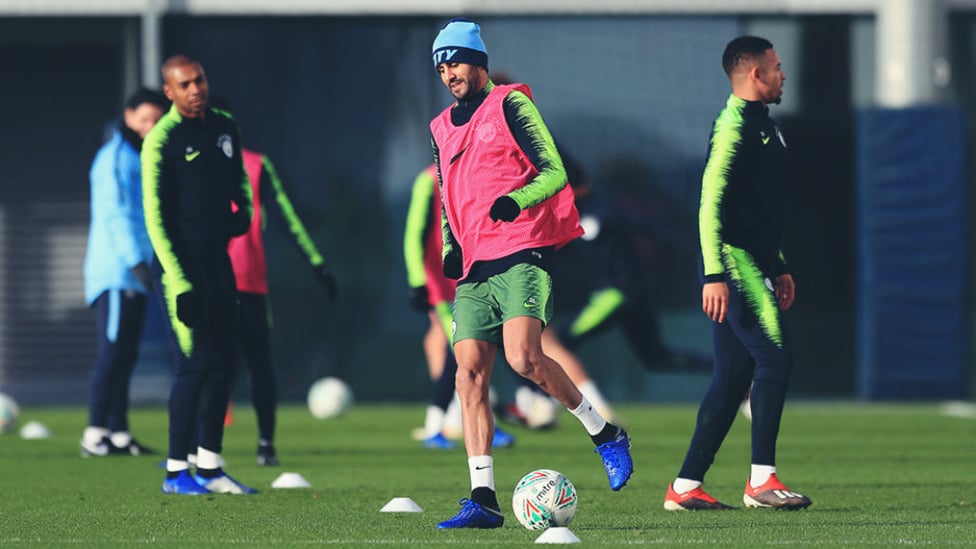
[408,285,430,312]
[131,261,153,292]
[489,196,520,222]
[314,264,338,301]
[443,250,463,280]
[176,292,197,328]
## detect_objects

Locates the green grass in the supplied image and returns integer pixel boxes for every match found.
[1,402,974,547]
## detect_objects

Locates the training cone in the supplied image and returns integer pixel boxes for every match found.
[271,472,311,489]
[535,527,581,544]
[19,421,51,440]
[380,497,423,513]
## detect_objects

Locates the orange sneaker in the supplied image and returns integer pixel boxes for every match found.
[743,473,812,509]
[664,483,734,511]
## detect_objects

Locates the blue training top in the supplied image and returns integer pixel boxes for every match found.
[83,124,155,304]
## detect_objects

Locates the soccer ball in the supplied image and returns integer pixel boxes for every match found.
[0,392,20,434]
[512,469,578,530]
[307,377,353,419]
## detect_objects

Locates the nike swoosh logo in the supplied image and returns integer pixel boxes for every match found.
[475,465,491,470]
[449,147,467,165]
[185,151,201,162]
[761,137,770,145]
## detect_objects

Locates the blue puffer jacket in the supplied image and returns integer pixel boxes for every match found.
[83,125,154,305]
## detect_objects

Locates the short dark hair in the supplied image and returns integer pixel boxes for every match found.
[125,87,168,111]
[722,36,774,77]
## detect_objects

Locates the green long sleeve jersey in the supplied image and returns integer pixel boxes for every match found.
[699,94,790,282]
[142,105,252,294]
[259,154,324,268]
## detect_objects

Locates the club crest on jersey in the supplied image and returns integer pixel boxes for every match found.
[216,134,234,158]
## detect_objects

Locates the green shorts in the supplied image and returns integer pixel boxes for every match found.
[452,263,554,346]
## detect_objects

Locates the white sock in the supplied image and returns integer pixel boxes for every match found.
[673,477,702,493]
[167,459,189,473]
[110,431,132,448]
[750,465,776,487]
[423,405,446,438]
[83,426,109,446]
[569,395,607,436]
[443,394,463,435]
[578,380,610,414]
[196,447,222,470]
[468,455,495,491]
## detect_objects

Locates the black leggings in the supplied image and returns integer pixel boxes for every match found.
[236,292,277,443]
[154,248,239,461]
[678,274,791,481]
[87,290,147,432]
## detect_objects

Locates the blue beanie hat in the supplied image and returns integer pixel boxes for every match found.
[432,18,488,70]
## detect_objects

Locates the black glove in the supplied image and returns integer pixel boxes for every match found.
[443,250,463,280]
[489,196,520,222]
[176,292,197,328]
[408,285,430,312]
[131,261,153,292]
[313,264,338,301]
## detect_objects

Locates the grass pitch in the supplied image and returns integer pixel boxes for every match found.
[0,401,974,547]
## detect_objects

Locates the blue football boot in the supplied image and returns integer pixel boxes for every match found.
[491,426,515,449]
[193,471,257,494]
[162,470,212,495]
[594,428,633,491]
[437,498,504,529]
[423,432,457,450]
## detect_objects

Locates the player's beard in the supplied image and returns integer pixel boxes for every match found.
[451,79,474,100]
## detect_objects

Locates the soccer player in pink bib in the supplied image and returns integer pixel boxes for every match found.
[428,18,633,529]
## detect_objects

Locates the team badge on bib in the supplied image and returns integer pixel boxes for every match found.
[477,121,497,143]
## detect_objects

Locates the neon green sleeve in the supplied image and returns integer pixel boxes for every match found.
[404,167,435,288]
[263,155,324,267]
[502,90,568,209]
[141,111,192,295]
[700,101,744,278]
[238,165,253,226]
